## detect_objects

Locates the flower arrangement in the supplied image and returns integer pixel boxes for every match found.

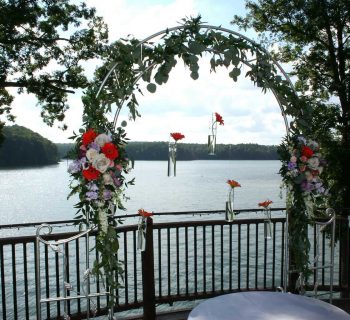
[137,209,153,251]
[259,199,273,239]
[68,126,133,301]
[283,135,328,216]
[168,132,185,176]
[208,112,224,155]
[226,179,241,221]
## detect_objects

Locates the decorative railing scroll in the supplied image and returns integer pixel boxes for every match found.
[35,224,111,320]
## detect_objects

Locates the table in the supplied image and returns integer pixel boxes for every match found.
[187,291,350,320]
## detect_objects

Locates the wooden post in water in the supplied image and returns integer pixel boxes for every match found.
[142,217,156,320]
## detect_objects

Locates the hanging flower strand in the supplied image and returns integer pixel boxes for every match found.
[208,112,224,155]
[137,209,153,251]
[226,179,241,222]
[168,132,185,177]
[258,200,273,239]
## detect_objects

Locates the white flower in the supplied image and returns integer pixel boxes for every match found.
[92,153,110,173]
[86,148,99,162]
[95,133,111,147]
[307,140,319,150]
[98,210,108,233]
[308,157,320,170]
[103,173,114,185]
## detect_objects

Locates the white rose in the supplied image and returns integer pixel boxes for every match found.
[95,133,111,147]
[308,157,320,170]
[86,148,98,162]
[92,154,110,173]
[103,173,114,185]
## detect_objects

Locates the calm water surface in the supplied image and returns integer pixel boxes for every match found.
[0,160,284,226]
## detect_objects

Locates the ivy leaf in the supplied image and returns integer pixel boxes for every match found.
[146,83,157,93]
[188,41,206,54]
[190,71,199,80]
[229,68,241,81]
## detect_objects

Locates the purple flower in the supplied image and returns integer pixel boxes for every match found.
[86,191,98,201]
[87,182,99,191]
[89,142,100,152]
[287,162,297,170]
[113,177,122,187]
[68,160,81,174]
[103,190,112,200]
[301,180,314,192]
[297,136,307,145]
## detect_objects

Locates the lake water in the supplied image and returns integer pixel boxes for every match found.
[0,160,285,226]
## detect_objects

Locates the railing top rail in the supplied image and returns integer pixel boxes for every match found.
[0,208,287,230]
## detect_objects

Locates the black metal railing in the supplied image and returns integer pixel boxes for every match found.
[0,209,347,319]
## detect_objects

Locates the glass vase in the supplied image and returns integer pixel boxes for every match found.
[264,208,272,240]
[167,141,177,176]
[225,188,235,222]
[208,115,217,155]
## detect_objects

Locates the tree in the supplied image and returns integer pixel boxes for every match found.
[232,0,350,294]
[0,0,108,141]
[232,0,350,209]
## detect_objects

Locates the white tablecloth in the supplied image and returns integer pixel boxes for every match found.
[187,291,350,320]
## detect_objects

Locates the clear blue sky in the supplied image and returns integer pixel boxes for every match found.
[8,0,287,145]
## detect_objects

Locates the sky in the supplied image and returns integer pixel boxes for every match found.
[7,0,288,145]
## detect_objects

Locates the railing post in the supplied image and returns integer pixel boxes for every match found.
[141,217,156,320]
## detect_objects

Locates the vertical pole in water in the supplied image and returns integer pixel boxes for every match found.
[142,218,156,320]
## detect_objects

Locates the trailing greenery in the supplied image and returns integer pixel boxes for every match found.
[0,125,58,167]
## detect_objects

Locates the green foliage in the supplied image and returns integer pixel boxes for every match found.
[0,0,108,132]
[0,125,58,167]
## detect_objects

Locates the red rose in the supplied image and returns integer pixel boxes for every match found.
[215,112,224,125]
[302,146,314,158]
[170,132,185,141]
[83,165,100,180]
[82,129,98,146]
[101,142,119,160]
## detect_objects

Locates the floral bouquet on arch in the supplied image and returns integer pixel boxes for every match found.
[67,126,133,294]
[280,135,328,216]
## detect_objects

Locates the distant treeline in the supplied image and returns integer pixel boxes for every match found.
[0,125,59,167]
[57,141,278,160]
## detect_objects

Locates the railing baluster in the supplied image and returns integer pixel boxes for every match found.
[212,225,215,292]
[133,229,138,303]
[185,226,189,296]
[0,244,6,320]
[158,228,162,297]
[264,230,267,289]
[203,225,206,293]
[12,244,18,320]
[167,227,171,297]
[23,243,29,320]
[75,238,81,314]
[229,224,232,291]
[246,223,250,290]
[44,244,50,319]
[220,225,224,292]
[272,222,276,288]
[281,220,285,288]
[176,227,180,296]
[238,224,241,291]
[255,223,258,289]
[194,226,198,295]
[124,231,128,305]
